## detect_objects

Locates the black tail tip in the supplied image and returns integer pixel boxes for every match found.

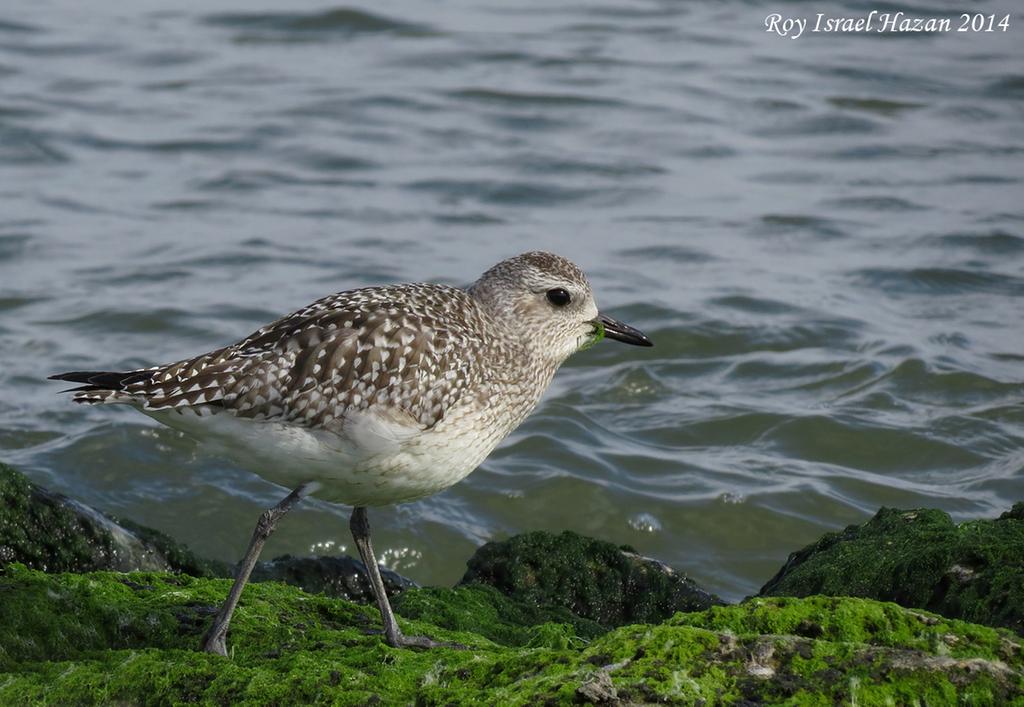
[48,370,145,390]
[49,371,103,384]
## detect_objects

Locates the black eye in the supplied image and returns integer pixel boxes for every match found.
[546,288,572,307]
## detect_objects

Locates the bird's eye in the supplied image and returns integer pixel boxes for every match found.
[546,288,572,307]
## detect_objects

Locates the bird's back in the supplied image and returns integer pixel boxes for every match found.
[59,283,500,431]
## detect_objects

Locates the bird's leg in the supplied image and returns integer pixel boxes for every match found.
[201,484,309,656]
[349,506,455,649]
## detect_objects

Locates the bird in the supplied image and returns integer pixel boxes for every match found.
[50,251,653,655]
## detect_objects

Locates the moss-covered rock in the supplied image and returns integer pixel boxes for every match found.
[0,463,414,602]
[759,506,1024,636]
[251,554,417,604]
[0,565,1020,705]
[393,584,606,646]
[0,462,173,573]
[6,459,1022,702]
[460,530,724,627]
[115,517,230,578]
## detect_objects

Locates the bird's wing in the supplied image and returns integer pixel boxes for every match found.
[58,285,481,433]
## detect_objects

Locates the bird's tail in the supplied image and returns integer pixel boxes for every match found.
[48,370,154,404]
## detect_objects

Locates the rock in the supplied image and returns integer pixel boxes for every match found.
[1002,503,1024,521]
[251,554,417,604]
[114,517,230,578]
[0,463,417,602]
[459,530,724,627]
[393,583,606,646]
[0,461,214,574]
[576,669,618,704]
[759,505,1024,636]
[0,565,1020,704]
[2,461,1022,702]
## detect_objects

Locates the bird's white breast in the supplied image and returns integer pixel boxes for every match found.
[146,402,504,507]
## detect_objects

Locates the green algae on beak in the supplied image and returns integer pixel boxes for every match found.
[579,320,605,351]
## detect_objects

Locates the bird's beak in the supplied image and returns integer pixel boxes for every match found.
[594,313,653,347]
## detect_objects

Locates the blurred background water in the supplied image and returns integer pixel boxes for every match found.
[1,0,1021,600]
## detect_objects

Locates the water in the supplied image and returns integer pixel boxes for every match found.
[1,0,1021,601]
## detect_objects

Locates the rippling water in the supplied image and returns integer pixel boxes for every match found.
[1,0,1022,600]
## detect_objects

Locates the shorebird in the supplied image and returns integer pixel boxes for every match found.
[50,251,652,655]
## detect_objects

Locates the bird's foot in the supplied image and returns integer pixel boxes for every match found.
[201,627,229,657]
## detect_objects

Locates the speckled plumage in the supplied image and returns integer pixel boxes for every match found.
[75,284,499,427]
[51,251,655,655]
[54,252,606,506]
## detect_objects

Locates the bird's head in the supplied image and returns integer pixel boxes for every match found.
[468,251,652,364]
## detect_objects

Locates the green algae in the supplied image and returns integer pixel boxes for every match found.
[670,596,1019,663]
[460,530,723,627]
[4,462,1023,704]
[1,565,1021,705]
[0,463,119,573]
[1,464,411,604]
[394,584,605,646]
[760,506,1024,636]
[0,462,221,577]
[1003,503,1024,521]
[578,320,605,351]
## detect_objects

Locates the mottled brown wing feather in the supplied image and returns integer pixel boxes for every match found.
[81,284,483,431]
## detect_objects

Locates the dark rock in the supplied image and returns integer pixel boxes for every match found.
[459,530,724,627]
[4,568,1019,704]
[576,669,619,704]
[0,463,417,603]
[759,505,1024,636]
[1001,503,1024,521]
[251,554,416,603]
[114,517,229,578]
[0,462,189,573]
[394,584,606,646]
